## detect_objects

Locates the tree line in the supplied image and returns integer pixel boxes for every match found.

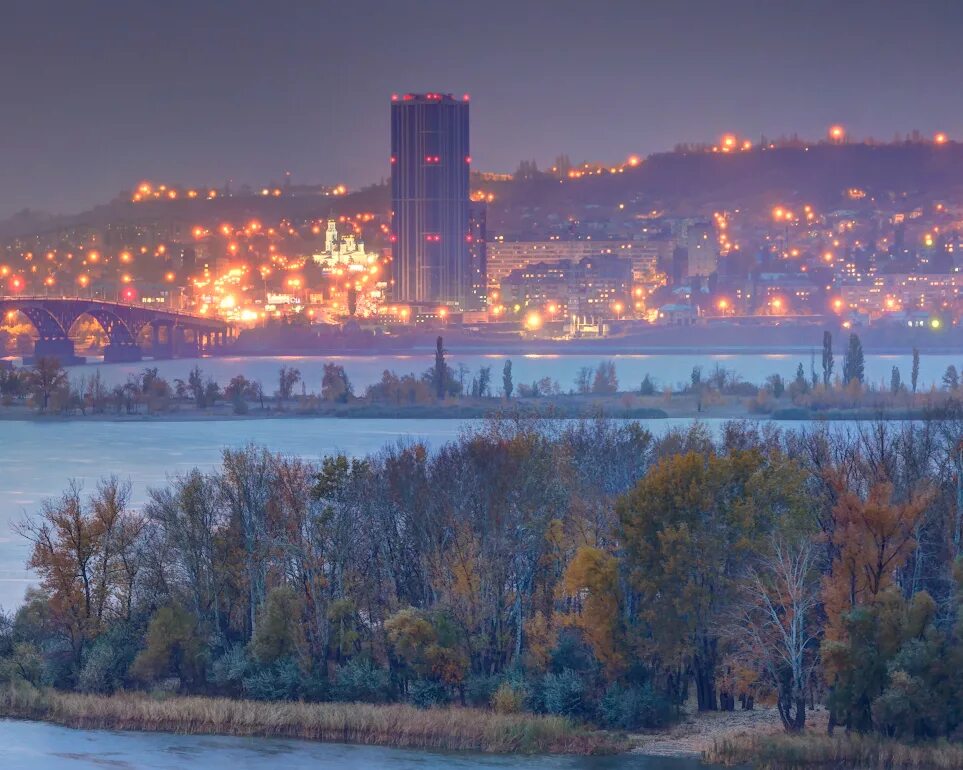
[2,416,963,738]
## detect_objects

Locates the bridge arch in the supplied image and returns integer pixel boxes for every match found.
[1,297,230,363]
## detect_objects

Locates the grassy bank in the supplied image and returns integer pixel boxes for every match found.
[707,732,963,769]
[0,685,625,755]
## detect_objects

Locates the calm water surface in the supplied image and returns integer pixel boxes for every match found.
[0,719,714,770]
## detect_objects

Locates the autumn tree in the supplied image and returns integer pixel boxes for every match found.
[15,478,144,660]
[559,546,623,675]
[29,356,67,412]
[277,366,302,402]
[820,477,932,732]
[321,363,352,403]
[619,449,810,711]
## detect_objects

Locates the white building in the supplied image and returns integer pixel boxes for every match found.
[312,220,377,274]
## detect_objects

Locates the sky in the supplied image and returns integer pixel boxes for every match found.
[1,0,962,218]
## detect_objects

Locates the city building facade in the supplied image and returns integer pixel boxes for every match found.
[390,93,471,307]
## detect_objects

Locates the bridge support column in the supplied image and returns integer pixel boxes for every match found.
[103,343,142,363]
[151,322,174,359]
[26,338,86,366]
[172,327,199,358]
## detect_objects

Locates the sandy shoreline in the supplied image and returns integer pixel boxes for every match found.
[631,705,830,757]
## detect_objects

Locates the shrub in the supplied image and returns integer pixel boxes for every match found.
[542,669,589,718]
[77,643,119,694]
[242,657,304,701]
[491,681,526,714]
[465,673,499,707]
[208,644,249,694]
[332,658,391,703]
[408,678,450,709]
[598,682,674,729]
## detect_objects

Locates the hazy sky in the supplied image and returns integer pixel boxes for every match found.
[2,0,962,217]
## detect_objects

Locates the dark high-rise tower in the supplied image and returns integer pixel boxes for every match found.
[390,92,470,307]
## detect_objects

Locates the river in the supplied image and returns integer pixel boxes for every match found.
[0,719,712,770]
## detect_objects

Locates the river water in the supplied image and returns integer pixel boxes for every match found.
[0,719,712,770]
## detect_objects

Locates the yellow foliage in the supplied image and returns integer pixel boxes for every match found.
[559,546,623,675]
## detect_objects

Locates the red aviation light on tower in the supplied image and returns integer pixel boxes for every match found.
[462,93,470,101]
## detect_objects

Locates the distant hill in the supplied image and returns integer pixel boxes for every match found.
[488,142,963,217]
[4,142,962,241]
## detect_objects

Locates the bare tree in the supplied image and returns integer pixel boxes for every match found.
[731,537,821,731]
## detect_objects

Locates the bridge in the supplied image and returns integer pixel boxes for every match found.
[0,296,233,363]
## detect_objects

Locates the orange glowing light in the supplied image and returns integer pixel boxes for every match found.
[829,125,845,141]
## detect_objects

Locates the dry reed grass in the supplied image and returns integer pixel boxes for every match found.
[707,731,963,769]
[0,685,625,755]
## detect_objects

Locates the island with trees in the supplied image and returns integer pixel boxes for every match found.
[5,333,963,424]
[1,416,962,765]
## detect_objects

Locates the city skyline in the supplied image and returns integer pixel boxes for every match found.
[3,0,963,218]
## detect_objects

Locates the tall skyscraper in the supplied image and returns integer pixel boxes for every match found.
[390,92,471,307]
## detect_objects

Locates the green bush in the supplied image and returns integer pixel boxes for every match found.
[242,657,304,701]
[208,644,249,694]
[598,682,674,729]
[332,658,391,703]
[464,673,500,707]
[542,668,589,717]
[408,678,450,709]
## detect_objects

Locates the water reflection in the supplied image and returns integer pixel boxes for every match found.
[0,719,713,770]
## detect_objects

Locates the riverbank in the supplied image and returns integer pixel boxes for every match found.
[0,392,944,423]
[706,730,963,769]
[631,705,797,757]
[0,687,626,755]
